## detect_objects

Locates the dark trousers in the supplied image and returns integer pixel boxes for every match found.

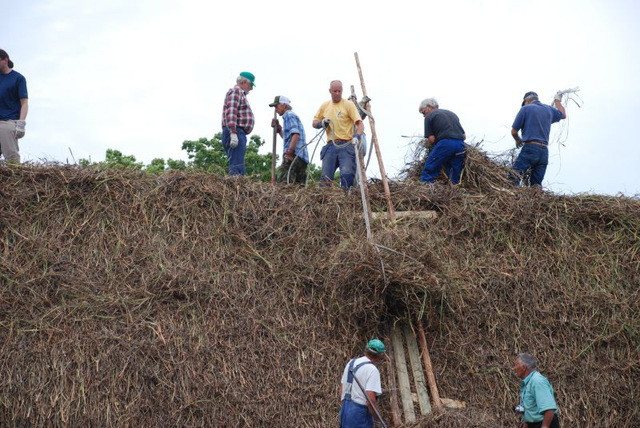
[512,143,549,186]
[221,127,247,176]
[421,138,465,184]
[525,414,560,428]
[278,157,308,185]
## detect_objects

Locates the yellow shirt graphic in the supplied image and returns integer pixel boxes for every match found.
[313,99,361,141]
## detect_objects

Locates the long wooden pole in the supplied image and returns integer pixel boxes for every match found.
[354,52,396,221]
[350,85,373,241]
[271,109,278,185]
[416,321,441,409]
[385,327,403,427]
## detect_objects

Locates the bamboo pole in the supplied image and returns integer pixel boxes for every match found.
[416,321,441,409]
[354,52,396,221]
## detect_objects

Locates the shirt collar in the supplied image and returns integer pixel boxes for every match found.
[521,370,538,387]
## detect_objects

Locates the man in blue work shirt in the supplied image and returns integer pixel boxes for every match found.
[514,353,560,428]
[418,97,466,184]
[511,91,566,187]
[0,49,29,164]
[339,339,386,428]
[269,95,309,185]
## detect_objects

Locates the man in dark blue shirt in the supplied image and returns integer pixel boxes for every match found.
[511,91,566,187]
[0,49,28,164]
[419,97,466,184]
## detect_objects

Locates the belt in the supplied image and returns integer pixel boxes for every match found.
[327,139,351,144]
[524,141,548,147]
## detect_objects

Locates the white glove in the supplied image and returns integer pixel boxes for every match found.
[15,120,26,139]
[230,133,239,149]
[554,91,563,101]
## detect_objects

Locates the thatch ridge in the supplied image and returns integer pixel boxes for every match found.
[1,162,638,427]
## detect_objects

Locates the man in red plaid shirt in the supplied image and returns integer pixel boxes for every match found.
[221,71,256,175]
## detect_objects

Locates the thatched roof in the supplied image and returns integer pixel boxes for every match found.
[1,154,638,426]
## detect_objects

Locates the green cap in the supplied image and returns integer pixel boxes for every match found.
[366,339,385,354]
[240,71,256,87]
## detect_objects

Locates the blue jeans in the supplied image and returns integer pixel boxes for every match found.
[421,138,465,184]
[339,400,373,428]
[320,143,356,189]
[512,144,549,186]
[221,127,247,176]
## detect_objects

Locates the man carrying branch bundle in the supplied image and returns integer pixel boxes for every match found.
[511,91,566,187]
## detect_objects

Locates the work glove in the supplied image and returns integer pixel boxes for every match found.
[554,91,563,101]
[320,118,330,129]
[230,133,239,149]
[15,120,26,139]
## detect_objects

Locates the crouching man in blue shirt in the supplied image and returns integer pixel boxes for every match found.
[511,91,566,187]
[514,353,560,428]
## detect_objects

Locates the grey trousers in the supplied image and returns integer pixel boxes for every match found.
[0,120,20,163]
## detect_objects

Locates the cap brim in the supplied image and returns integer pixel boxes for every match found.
[269,102,277,107]
[521,101,525,107]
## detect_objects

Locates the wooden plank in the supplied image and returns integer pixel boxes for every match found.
[372,211,437,221]
[384,328,403,427]
[416,321,441,409]
[391,324,416,422]
[403,324,432,415]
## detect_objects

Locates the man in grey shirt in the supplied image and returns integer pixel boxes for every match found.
[418,97,466,184]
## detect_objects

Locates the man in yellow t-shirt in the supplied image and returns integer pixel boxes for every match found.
[313,80,364,188]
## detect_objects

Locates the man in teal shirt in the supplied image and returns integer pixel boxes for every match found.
[514,353,560,428]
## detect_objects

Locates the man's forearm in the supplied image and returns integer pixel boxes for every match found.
[19,99,28,120]
[511,129,522,144]
[289,134,300,152]
[554,99,567,119]
[541,409,555,428]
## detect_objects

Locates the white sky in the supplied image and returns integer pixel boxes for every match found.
[4,0,639,195]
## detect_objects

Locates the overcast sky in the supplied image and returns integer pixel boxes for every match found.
[4,0,639,195]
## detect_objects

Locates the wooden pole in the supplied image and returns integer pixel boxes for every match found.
[350,85,373,240]
[354,52,396,221]
[271,109,278,185]
[385,327,403,427]
[416,321,441,409]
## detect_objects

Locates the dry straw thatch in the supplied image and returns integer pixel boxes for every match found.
[1,148,638,427]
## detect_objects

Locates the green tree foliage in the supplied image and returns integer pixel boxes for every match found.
[79,149,143,170]
[181,133,274,181]
[82,133,322,183]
